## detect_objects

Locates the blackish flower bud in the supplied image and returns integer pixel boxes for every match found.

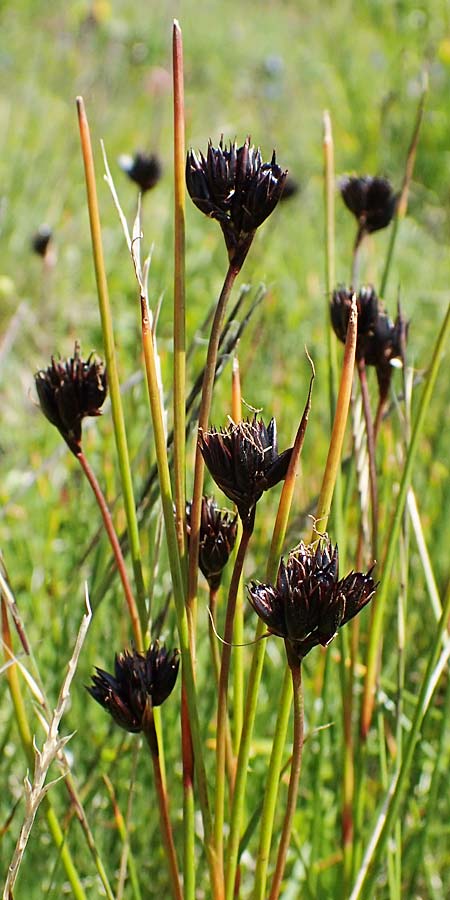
[31,224,53,258]
[331,285,379,360]
[119,152,162,192]
[248,540,377,660]
[198,416,292,529]
[87,643,180,733]
[186,496,238,591]
[340,175,397,237]
[35,342,107,455]
[366,307,408,403]
[186,137,287,269]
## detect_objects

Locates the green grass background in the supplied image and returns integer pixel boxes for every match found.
[1,0,449,897]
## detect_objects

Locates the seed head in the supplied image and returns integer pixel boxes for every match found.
[340,175,397,239]
[186,137,287,268]
[119,152,162,192]
[198,416,292,529]
[248,540,377,660]
[87,643,180,733]
[186,496,238,591]
[35,342,107,455]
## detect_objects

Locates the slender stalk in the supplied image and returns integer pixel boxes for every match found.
[140,292,221,895]
[208,587,235,787]
[172,20,186,563]
[231,355,244,757]
[76,97,147,629]
[268,657,304,900]
[143,709,183,900]
[103,773,142,900]
[225,373,314,900]
[215,523,253,876]
[360,301,450,740]
[356,359,378,562]
[187,263,239,631]
[350,581,450,900]
[77,451,143,650]
[1,599,87,900]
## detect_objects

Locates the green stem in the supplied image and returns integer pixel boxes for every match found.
[268,657,304,900]
[350,581,450,900]
[187,263,239,633]
[215,523,253,876]
[77,451,143,650]
[76,97,147,631]
[209,587,235,788]
[356,359,378,562]
[360,301,450,740]
[139,293,221,896]
[1,599,87,900]
[143,709,183,900]
[225,374,314,900]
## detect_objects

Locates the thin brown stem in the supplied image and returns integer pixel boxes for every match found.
[143,709,183,900]
[77,451,143,650]
[208,587,236,790]
[268,656,304,900]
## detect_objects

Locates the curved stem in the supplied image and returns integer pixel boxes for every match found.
[143,709,183,900]
[214,522,253,876]
[77,451,143,651]
[268,657,304,900]
[187,263,239,636]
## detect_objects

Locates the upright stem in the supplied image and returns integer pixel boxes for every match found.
[268,657,304,900]
[187,263,239,633]
[214,522,253,876]
[357,359,378,562]
[209,587,235,787]
[172,20,186,563]
[143,709,183,900]
[77,451,143,650]
[76,97,147,629]
[231,356,244,757]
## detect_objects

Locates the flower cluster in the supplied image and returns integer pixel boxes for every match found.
[186,496,237,591]
[248,540,377,661]
[119,151,162,193]
[88,644,180,733]
[186,137,287,268]
[198,416,292,528]
[339,175,397,242]
[35,343,107,455]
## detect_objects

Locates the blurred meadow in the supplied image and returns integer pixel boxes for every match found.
[1,0,450,897]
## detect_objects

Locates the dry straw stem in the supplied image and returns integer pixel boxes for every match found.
[3,592,92,900]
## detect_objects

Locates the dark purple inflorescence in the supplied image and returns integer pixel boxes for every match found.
[339,175,397,237]
[186,496,238,591]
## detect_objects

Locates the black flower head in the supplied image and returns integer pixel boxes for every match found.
[87,643,180,733]
[119,152,162,192]
[31,224,53,258]
[248,540,377,660]
[35,342,107,455]
[198,416,292,529]
[186,137,287,269]
[331,285,380,360]
[186,496,238,591]
[340,175,397,242]
[365,306,408,403]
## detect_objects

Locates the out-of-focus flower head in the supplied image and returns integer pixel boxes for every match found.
[339,175,397,245]
[366,306,408,403]
[186,496,238,591]
[186,137,287,268]
[31,224,53,258]
[87,643,180,733]
[35,342,107,455]
[119,152,162,192]
[248,539,377,660]
[331,285,380,359]
[198,416,292,529]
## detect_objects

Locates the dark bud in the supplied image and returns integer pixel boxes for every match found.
[31,224,53,258]
[119,152,163,192]
[186,496,238,591]
[186,137,287,269]
[366,306,408,404]
[198,416,292,529]
[279,173,300,202]
[35,341,107,455]
[340,175,397,239]
[331,285,379,360]
[87,643,180,733]
[248,540,377,660]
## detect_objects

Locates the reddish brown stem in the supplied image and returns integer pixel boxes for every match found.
[77,451,144,650]
[144,710,183,900]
